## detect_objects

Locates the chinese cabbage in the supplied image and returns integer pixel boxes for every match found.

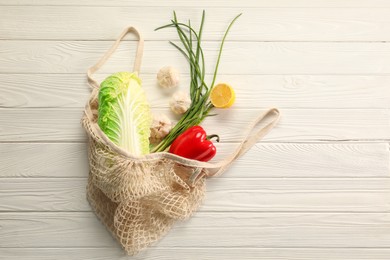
[98,72,152,155]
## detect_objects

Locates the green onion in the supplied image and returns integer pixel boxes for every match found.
[152,10,241,153]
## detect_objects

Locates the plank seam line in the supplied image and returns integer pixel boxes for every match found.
[1,39,390,43]
[3,73,390,76]
[0,211,389,214]
[1,177,390,180]
[2,246,390,249]
[1,176,389,179]
[1,5,390,8]
[1,140,390,144]
[2,73,390,76]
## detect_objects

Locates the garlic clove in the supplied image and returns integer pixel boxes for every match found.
[169,91,191,115]
[157,66,180,89]
[149,113,172,144]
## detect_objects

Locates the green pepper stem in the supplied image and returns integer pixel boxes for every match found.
[207,134,220,142]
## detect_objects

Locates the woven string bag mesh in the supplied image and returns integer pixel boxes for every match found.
[82,26,281,255]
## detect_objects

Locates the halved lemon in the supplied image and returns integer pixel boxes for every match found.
[210,83,236,108]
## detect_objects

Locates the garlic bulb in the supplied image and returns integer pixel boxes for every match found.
[169,91,191,115]
[149,113,172,144]
[157,66,180,89]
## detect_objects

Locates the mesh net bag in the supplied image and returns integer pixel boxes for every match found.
[82,26,280,255]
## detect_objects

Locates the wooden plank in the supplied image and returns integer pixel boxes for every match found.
[2,7,390,41]
[0,143,89,178]
[0,212,390,248]
[3,74,390,109]
[0,177,389,212]
[1,142,388,178]
[1,108,389,142]
[1,143,388,178]
[2,248,390,260]
[223,142,390,178]
[205,178,390,212]
[1,41,390,74]
[1,0,390,8]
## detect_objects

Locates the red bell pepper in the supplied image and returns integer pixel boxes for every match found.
[169,126,219,162]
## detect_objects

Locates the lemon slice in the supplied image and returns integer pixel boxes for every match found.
[210,83,236,108]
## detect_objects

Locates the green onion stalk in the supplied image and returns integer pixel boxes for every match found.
[152,11,241,153]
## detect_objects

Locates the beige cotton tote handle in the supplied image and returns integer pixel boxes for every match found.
[87,26,144,89]
[186,108,280,185]
[204,108,280,178]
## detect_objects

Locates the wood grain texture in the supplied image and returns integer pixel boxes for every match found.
[1,0,390,7]
[1,143,388,178]
[3,74,390,109]
[2,41,390,74]
[2,7,390,41]
[1,212,390,248]
[0,177,389,212]
[2,248,390,260]
[1,108,389,142]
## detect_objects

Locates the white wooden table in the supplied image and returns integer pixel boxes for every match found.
[1,1,390,259]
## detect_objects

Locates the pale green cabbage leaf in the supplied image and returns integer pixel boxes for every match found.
[98,72,152,155]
